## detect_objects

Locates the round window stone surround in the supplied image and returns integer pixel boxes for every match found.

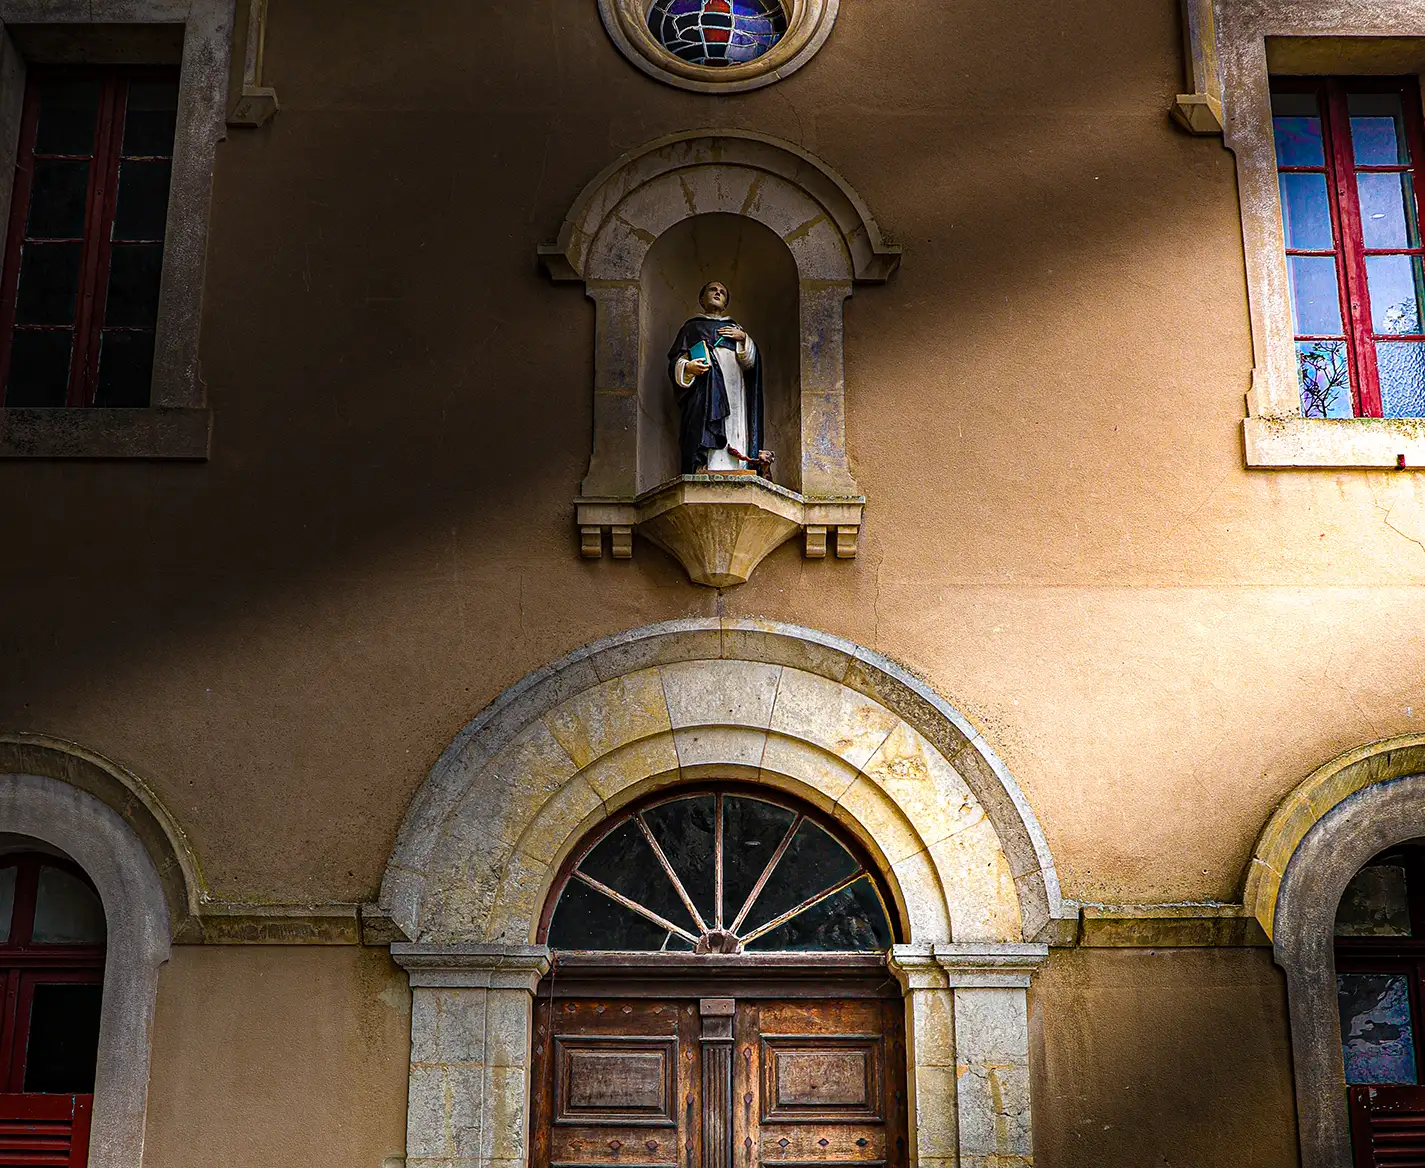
[598,0,839,93]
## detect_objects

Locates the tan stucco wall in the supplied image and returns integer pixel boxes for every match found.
[1030,948,1299,1167]
[144,946,410,1167]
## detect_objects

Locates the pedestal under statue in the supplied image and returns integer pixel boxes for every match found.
[668,281,768,475]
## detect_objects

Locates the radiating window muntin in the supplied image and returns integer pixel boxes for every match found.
[1272,77,1425,420]
[544,788,898,953]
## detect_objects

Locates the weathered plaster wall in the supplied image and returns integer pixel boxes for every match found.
[144,946,410,1167]
[0,0,1418,969]
[1030,948,1299,1167]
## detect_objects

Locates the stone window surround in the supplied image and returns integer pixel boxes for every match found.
[1184,0,1425,467]
[381,618,1069,1168]
[0,770,171,1168]
[1245,735,1425,1168]
[597,0,839,94]
[0,0,236,460]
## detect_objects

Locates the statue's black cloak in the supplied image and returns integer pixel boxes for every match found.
[667,316,763,475]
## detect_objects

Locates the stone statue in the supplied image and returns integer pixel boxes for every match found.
[668,281,769,476]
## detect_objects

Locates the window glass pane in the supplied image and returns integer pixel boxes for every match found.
[742,819,859,933]
[1336,863,1412,936]
[121,80,179,157]
[103,243,163,329]
[26,159,89,241]
[0,867,17,944]
[1298,340,1354,418]
[1350,92,1411,166]
[721,797,797,926]
[1377,341,1425,418]
[1339,972,1419,1085]
[547,876,674,951]
[1272,92,1325,166]
[94,331,155,408]
[32,867,104,944]
[5,331,72,407]
[649,0,788,67]
[743,876,891,952]
[22,984,102,1093]
[643,795,716,926]
[1279,172,1335,250]
[34,80,99,157]
[578,820,696,936]
[112,160,171,242]
[1357,172,1420,249]
[1366,254,1425,334]
[1288,255,1345,335]
[14,242,82,326]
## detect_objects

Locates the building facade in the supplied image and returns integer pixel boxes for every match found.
[2,1,1425,1166]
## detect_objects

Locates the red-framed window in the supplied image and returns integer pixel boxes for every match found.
[0,67,179,409]
[1271,76,1425,419]
[0,853,106,1168]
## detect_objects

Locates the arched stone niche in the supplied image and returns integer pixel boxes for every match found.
[382,620,1064,1168]
[1247,736,1425,1168]
[541,132,900,587]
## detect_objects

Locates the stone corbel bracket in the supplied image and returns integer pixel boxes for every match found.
[1171,0,1224,135]
[228,0,278,127]
[578,476,864,587]
[541,130,899,587]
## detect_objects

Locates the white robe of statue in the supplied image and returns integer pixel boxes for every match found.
[674,313,758,471]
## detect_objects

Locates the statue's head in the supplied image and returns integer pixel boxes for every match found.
[698,281,730,315]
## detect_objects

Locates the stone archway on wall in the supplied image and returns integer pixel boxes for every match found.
[382,619,1064,1168]
[1247,735,1425,1168]
[541,132,901,584]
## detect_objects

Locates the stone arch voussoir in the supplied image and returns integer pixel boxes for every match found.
[382,621,1064,948]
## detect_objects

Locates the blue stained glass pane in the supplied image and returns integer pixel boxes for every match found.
[1279,173,1335,250]
[1272,92,1325,167]
[649,0,787,67]
[1339,972,1418,1085]
[1378,341,1425,418]
[1298,340,1353,418]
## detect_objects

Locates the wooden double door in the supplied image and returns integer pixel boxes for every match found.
[531,992,907,1168]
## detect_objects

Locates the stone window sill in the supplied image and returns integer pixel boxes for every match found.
[1244,416,1425,469]
[0,407,211,459]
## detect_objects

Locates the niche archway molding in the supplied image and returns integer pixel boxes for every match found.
[382,619,1060,1168]
[540,131,900,586]
[1247,736,1425,1168]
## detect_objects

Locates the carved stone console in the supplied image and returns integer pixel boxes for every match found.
[541,131,899,587]
[577,476,863,587]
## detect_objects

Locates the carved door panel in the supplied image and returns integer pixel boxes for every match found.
[531,999,702,1168]
[734,1000,907,1168]
[533,996,906,1168]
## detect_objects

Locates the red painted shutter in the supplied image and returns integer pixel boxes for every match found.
[0,1095,93,1167]
[1351,1086,1425,1167]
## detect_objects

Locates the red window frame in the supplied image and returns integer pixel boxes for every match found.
[1273,75,1425,418]
[0,66,177,408]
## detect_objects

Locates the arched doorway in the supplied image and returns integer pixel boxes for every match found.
[0,846,107,1166]
[530,786,909,1168]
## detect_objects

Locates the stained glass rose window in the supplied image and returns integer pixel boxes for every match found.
[647,0,788,67]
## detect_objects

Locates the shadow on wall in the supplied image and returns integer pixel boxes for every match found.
[639,213,800,492]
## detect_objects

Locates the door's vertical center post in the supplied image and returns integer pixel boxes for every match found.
[700,998,736,1168]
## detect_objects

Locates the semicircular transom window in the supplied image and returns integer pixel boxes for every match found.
[545,789,896,953]
[648,0,788,67]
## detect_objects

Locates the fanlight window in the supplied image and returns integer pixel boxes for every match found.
[545,790,895,953]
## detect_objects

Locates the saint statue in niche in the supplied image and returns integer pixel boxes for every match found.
[668,281,770,476]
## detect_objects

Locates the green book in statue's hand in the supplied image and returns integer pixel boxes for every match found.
[689,340,713,366]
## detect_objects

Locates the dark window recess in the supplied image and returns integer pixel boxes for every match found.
[0,69,178,408]
[23,984,101,1094]
[1271,76,1425,419]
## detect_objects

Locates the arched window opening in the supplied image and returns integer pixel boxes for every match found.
[541,788,898,953]
[0,847,107,1167]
